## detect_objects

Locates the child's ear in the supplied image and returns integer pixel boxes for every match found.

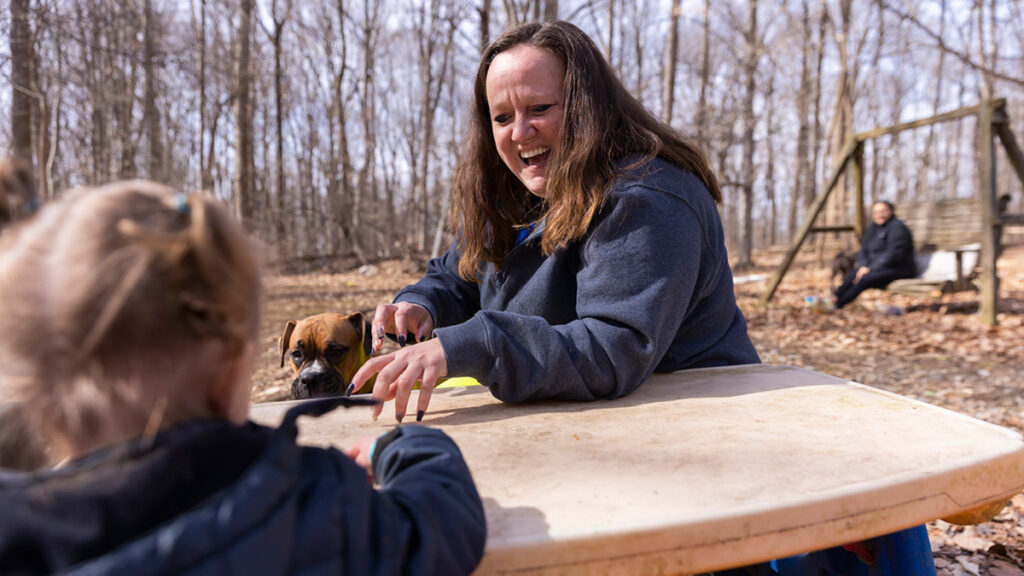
[207,342,255,424]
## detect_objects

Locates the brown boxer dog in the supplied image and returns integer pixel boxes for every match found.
[279,312,373,399]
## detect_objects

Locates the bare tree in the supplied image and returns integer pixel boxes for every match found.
[808,2,827,216]
[410,1,459,252]
[764,71,777,246]
[606,0,616,70]
[355,0,383,252]
[696,0,711,150]
[543,0,557,21]
[821,0,869,238]
[113,4,141,180]
[143,0,164,182]
[661,0,681,124]
[788,0,813,240]
[324,0,361,260]
[259,0,293,252]
[913,0,948,201]
[234,0,256,230]
[735,0,759,270]
[479,0,492,50]
[9,0,35,166]
[502,0,551,26]
[6,0,1024,268]
[880,1,1024,89]
[191,0,210,190]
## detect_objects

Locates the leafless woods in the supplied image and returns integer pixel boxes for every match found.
[3,0,1024,267]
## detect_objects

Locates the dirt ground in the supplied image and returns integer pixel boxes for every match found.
[252,244,1024,575]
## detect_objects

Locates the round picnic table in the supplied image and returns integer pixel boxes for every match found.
[249,364,1024,575]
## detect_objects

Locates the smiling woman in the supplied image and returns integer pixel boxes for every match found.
[351,20,757,422]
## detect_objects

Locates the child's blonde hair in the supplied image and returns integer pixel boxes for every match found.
[0,180,260,456]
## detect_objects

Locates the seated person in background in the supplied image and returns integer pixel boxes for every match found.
[0,181,486,575]
[833,200,916,309]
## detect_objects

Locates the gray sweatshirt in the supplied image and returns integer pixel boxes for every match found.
[395,157,760,403]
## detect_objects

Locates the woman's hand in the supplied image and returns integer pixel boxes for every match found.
[350,337,448,423]
[369,302,434,355]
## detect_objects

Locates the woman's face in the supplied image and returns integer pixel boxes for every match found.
[486,45,565,198]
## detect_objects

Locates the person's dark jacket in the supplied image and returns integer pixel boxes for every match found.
[0,398,486,576]
[857,216,916,277]
[396,157,760,404]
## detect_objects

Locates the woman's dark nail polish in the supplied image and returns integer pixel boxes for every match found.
[345,383,355,396]
[416,410,425,422]
[396,413,404,423]
[398,335,406,347]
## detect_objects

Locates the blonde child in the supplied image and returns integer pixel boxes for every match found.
[0,181,486,575]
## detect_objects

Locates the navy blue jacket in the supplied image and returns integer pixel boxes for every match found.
[397,157,760,403]
[0,398,486,575]
[858,217,916,277]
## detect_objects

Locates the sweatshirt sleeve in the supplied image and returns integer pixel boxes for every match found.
[393,245,481,331]
[337,426,486,576]
[435,178,716,403]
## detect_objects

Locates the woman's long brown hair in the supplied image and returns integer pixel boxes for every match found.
[450,20,721,281]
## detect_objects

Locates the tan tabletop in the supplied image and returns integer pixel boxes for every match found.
[248,364,1024,575]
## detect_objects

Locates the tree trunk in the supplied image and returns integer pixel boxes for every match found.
[327,0,361,260]
[631,4,644,100]
[822,0,856,255]
[356,0,382,253]
[10,0,34,165]
[413,2,457,253]
[696,0,711,150]
[143,0,164,182]
[113,7,139,180]
[260,0,292,255]
[765,73,777,247]
[193,0,212,191]
[914,0,947,202]
[808,3,827,213]
[604,0,615,66]
[661,0,681,124]
[233,0,256,230]
[543,0,557,21]
[789,0,812,240]
[38,3,57,199]
[479,0,491,50]
[735,0,758,270]
[80,3,108,183]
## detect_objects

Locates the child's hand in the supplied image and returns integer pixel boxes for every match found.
[345,435,377,473]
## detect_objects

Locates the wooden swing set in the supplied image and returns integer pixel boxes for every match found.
[761,98,1024,325]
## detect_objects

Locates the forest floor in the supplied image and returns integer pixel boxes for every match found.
[251,244,1024,576]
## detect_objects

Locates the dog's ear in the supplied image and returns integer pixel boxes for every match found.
[363,319,372,356]
[279,320,297,368]
[345,312,372,357]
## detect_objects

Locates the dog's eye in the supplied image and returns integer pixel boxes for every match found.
[290,349,304,364]
[324,345,348,362]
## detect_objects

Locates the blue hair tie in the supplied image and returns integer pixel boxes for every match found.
[175,193,190,215]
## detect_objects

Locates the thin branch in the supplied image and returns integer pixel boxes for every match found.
[880,1,1024,89]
